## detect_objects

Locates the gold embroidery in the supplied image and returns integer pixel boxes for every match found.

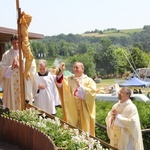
[112,125,120,148]
[13,68,21,110]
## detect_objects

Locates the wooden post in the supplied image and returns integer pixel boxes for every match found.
[16,0,25,110]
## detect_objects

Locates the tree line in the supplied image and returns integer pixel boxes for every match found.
[5,25,150,78]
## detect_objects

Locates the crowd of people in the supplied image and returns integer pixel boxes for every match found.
[0,34,144,149]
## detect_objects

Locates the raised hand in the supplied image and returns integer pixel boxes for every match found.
[73,77,80,87]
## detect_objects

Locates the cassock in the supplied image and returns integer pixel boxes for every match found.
[58,74,96,136]
[106,99,144,150]
[0,48,37,110]
[34,71,61,115]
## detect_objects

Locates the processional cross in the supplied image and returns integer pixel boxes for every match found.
[16,0,25,110]
[16,0,34,110]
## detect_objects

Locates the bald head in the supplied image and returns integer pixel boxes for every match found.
[73,62,85,77]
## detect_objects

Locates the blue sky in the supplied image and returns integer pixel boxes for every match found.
[1,0,150,36]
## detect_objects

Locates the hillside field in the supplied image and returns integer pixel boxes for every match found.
[81,28,143,37]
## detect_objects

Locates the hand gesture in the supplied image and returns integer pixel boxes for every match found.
[112,109,118,118]
[38,84,46,89]
[73,77,80,87]
[111,109,118,124]
[11,58,19,70]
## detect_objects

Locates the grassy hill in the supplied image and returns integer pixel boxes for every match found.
[81,28,144,37]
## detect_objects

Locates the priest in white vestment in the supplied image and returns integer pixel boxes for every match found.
[34,59,61,115]
[0,34,37,110]
[106,87,144,150]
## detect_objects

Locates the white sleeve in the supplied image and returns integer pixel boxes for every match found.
[74,85,85,100]
[114,114,125,127]
[4,66,13,78]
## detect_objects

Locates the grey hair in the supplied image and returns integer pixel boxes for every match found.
[123,87,131,97]
[73,62,85,69]
[37,59,47,67]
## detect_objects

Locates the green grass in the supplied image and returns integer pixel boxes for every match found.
[81,28,144,37]
[120,28,143,33]
[96,78,117,88]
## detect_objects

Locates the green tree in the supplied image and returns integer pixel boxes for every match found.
[114,47,130,75]
[95,38,117,77]
[67,42,77,56]
[129,47,150,69]
[77,42,89,54]
[47,42,58,57]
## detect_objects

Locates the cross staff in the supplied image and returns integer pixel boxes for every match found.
[16,0,25,110]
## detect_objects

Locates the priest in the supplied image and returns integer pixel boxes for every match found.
[105,87,144,150]
[57,62,96,136]
[0,34,37,110]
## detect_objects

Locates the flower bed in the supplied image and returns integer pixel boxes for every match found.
[0,107,117,150]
